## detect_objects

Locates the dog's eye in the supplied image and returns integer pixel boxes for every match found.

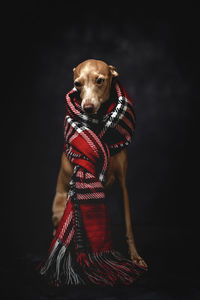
[74,81,81,88]
[96,78,104,84]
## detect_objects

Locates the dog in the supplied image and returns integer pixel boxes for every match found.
[52,59,148,268]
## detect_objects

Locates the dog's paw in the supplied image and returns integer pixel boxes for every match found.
[127,242,148,268]
[128,249,148,268]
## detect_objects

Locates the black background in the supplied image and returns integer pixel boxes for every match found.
[1,2,200,299]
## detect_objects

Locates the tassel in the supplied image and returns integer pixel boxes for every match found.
[39,240,61,275]
[84,249,147,287]
[55,245,66,281]
[37,241,147,287]
[76,252,90,268]
[37,240,86,286]
[64,251,85,285]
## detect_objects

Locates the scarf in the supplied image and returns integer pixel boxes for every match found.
[36,81,148,287]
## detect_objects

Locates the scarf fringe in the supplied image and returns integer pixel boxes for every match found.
[38,240,147,287]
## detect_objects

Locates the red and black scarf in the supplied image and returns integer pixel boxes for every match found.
[36,81,148,287]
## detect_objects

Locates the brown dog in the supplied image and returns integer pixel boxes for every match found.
[52,59,148,268]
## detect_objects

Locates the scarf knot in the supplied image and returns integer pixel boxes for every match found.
[64,81,136,182]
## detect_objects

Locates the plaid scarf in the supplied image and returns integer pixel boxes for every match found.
[36,81,148,287]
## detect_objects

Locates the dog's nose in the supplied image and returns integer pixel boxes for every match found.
[83,103,94,114]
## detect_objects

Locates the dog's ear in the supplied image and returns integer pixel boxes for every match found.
[109,65,119,79]
[73,67,76,72]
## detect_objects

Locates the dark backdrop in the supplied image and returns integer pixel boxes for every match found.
[1,2,199,298]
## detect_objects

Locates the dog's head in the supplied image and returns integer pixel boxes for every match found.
[73,59,118,114]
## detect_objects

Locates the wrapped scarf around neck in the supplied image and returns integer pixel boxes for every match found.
[36,81,148,287]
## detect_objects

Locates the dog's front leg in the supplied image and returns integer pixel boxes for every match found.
[116,149,148,268]
[52,152,73,235]
[121,182,147,266]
